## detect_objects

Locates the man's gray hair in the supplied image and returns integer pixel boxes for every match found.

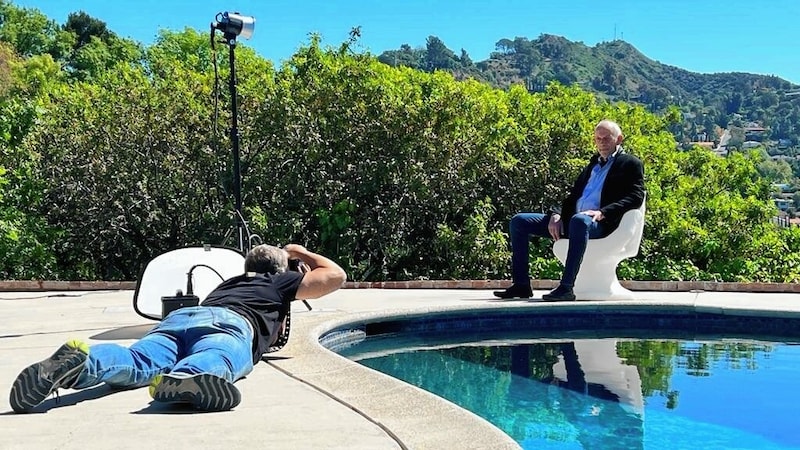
[596,119,623,139]
[244,244,289,274]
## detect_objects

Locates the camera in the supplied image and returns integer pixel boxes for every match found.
[271,258,307,353]
[288,258,308,273]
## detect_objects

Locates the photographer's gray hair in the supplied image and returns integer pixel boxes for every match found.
[244,244,288,274]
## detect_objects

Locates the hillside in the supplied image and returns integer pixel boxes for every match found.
[378,34,800,154]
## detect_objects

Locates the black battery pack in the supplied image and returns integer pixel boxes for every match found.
[161,294,200,318]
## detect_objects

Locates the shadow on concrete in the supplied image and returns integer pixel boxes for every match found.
[91,324,154,340]
[1,385,125,414]
[262,355,291,362]
[132,402,235,415]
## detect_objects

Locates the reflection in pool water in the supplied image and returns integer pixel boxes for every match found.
[345,338,799,450]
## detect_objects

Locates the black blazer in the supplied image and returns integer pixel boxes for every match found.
[557,150,645,235]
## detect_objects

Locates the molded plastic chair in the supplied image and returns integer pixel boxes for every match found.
[551,339,644,415]
[552,195,646,300]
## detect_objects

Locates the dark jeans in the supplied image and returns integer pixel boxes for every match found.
[510,213,608,288]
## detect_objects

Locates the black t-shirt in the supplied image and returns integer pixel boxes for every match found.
[202,271,304,363]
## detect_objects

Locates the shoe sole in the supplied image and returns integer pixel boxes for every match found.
[150,373,241,411]
[9,339,89,413]
[493,290,532,299]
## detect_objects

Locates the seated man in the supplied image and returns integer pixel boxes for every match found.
[494,119,644,301]
[9,243,347,413]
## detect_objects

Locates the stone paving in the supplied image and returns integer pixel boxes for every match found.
[1,287,799,450]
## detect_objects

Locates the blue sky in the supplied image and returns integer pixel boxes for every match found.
[11,0,800,84]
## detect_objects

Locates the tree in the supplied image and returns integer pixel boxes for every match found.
[0,41,13,95]
[512,37,534,55]
[727,127,745,150]
[725,93,742,114]
[3,8,798,283]
[494,38,514,54]
[0,41,62,278]
[0,0,59,56]
[460,49,473,67]
[64,11,109,49]
[758,159,793,183]
[551,62,576,85]
[599,63,624,93]
[536,34,567,59]
[24,29,271,279]
[378,44,424,69]
[425,35,457,70]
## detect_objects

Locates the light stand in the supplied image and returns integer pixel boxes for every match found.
[134,12,310,326]
[212,12,255,254]
[226,37,246,254]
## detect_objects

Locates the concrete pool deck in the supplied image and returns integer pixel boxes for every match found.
[2,287,799,449]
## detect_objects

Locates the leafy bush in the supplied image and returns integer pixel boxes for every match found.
[1,5,797,283]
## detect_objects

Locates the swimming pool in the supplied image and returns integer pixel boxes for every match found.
[323,307,800,450]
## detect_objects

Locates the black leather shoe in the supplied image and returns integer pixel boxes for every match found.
[541,285,576,302]
[493,284,533,299]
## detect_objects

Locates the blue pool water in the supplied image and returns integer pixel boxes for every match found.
[344,337,800,450]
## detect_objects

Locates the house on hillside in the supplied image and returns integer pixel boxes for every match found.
[774,198,792,211]
[744,122,767,141]
[771,184,797,218]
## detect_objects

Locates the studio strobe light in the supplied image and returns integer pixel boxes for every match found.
[213,12,255,40]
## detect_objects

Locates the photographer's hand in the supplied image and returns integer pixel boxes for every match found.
[282,244,347,299]
[283,244,307,261]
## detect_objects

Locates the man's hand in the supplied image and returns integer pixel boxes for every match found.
[548,214,563,240]
[580,210,605,222]
[282,243,347,300]
[283,244,307,261]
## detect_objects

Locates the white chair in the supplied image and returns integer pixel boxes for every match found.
[552,195,646,300]
[551,339,644,415]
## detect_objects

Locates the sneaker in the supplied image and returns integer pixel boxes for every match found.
[493,284,533,299]
[9,339,89,413]
[150,373,241,411]
[541,285,576,302]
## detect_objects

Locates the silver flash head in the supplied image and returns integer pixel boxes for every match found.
[214,12,255,40]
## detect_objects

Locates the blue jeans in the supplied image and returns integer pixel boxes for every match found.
[510,212,608,289]
[73,306,254,389]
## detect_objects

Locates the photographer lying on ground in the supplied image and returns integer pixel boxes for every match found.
[9,244,347,413]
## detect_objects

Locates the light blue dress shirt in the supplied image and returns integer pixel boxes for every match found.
[576,149,620,212]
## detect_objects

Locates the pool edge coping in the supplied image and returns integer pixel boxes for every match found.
[269,294,800,449]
